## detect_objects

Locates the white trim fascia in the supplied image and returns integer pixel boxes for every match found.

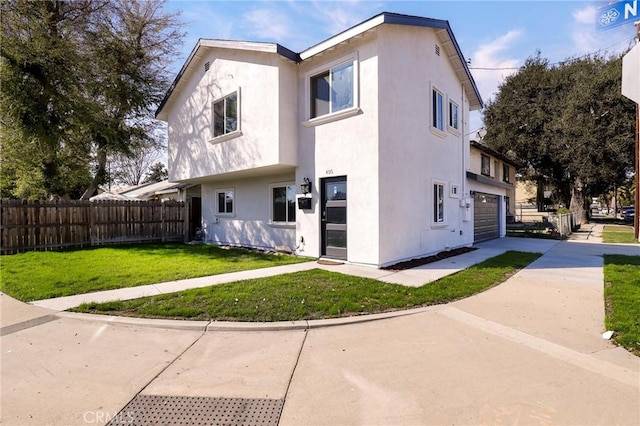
[200,39,279,54]
[300,15,384,60]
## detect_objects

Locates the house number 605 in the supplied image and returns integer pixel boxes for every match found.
[325,169,334,175]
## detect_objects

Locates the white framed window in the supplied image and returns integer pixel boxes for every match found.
[271,183,296,224]
[503,164,510,183]
[433,182,446,224]
[215,189,234,215]
[311,60,354,118]
[448,100,459,131]
[432,88,444,132]
[211,89,241,142]
[304,54,359,126]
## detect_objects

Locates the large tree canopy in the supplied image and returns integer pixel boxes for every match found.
[483,53,636,220]
[0,0,183,199]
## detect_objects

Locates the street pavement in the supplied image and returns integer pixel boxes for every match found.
[1,225,639,425]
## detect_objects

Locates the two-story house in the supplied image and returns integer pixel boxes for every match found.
[467,140,518,241]
[156,12,483,267]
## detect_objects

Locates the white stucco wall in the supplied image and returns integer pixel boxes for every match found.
[295,31,381,265]
[166,49,298,182]
[376,25,474,266]
[200,173,296,250]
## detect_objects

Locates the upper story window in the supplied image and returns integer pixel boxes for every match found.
[432,89,444,131]
[503,164,511,183]
[481,154,491,176]
[216,189,234,215]
[310,60,354,118]
[212,91,239,140]
[272,184,296,224]
[448,100,459,130]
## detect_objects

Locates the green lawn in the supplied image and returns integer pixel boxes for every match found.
[604,255,640,355]
[0,244,308,301]
[72,251,540,322]
[602,225,638,244]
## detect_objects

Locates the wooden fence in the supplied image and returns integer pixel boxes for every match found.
[0,199,186,255]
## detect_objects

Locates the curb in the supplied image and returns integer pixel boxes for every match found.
[54,305,444,332]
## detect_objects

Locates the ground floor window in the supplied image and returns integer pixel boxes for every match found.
[272,184,296,223]
[434,182,445,223]
[216,189,234,214]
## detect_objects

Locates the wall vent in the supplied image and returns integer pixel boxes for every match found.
[435,45,441,56]
[204,61,210,72]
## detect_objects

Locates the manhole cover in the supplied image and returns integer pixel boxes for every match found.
[107,395,284,426]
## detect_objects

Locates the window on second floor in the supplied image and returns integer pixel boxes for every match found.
[432,88,444,131]
[449,100,459,130]
[481,154,491,176]
[503,164,510,183]
[213,91,238,138]
[310,60,354,119]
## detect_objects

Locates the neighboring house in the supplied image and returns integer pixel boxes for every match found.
[118,180,203,241]
[156,12,483,267]
[118,180,200,203]
[467,140,517,241]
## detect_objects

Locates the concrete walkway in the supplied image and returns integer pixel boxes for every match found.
[2,226,639,425]
[30,236,560,311]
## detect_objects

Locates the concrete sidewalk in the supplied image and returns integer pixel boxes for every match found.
[30,236,560,311]
[2,230,639,425]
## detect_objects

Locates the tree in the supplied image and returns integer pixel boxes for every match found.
[109,123,166,187]
[143,162,168,184]
[483,53,636,221]
[0,0,183,199]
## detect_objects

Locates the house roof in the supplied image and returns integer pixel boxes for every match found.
[470,140,521,168]
[156,12,483,120]
[119,180,191,200]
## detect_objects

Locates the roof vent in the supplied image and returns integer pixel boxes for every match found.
[435,45,441,56]
[204,61,210,72]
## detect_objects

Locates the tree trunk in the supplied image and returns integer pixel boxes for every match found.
[80,147,108,200]
[569,178,588,224]
[536,176,546,212]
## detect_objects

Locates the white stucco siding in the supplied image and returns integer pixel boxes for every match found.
[200,173,296,250]
[167,49,297,182]
[295,32,381,265]
[377,25,473,266]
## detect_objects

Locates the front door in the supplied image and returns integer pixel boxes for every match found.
[321,177,347,260]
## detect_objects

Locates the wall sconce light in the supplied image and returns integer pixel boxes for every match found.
[300,177,312,195]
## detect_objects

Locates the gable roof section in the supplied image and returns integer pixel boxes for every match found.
[299,13,482,110]
[156,12,482,120]
[156,39,298,121]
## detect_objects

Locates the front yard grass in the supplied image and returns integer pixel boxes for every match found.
[604,255,640,356]
[602,225,637,244]
[0,244,308,302]
[72,251,540,322]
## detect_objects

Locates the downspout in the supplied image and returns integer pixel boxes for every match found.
[460,83,466,233]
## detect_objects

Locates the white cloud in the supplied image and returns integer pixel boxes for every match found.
[573,5,597,25]
[242,8,292,41]
[470,30,523,102]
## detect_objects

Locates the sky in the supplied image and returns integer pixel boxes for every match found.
[162,0,639,135]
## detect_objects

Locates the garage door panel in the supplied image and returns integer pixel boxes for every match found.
[474,192,499,242]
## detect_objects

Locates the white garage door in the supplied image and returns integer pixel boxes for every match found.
[474,192,500,242]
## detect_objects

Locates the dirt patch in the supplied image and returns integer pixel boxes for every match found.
[382,247,477,271]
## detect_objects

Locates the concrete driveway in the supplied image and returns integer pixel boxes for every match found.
[1,232,639,425]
